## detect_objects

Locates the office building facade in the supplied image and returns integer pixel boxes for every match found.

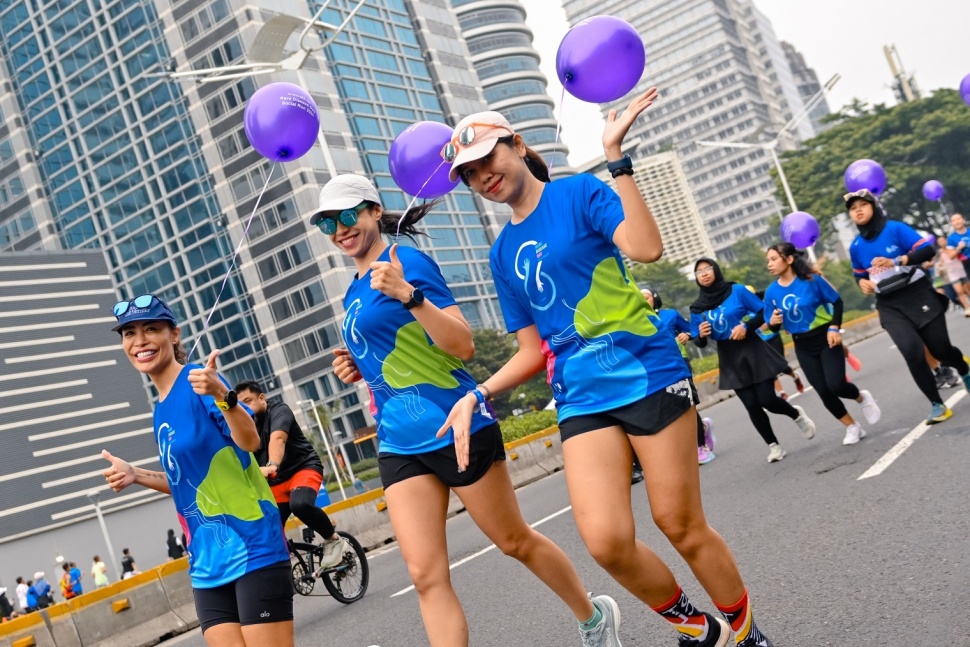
[451,0,571,177]
[782,41,831,136]
[561,0,814,259]
[0,0,510,480]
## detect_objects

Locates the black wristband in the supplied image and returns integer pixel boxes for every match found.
[611,167,634,178]
[607,154,633,176]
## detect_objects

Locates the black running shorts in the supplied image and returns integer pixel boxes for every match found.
[194,561,293,633]
[379,422,506,489]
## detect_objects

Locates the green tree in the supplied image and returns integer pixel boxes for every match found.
[818,258,875,312]
[463,328,548,419]
[628,259,697,312]
[723,238,772,291]
[779,89,970,242]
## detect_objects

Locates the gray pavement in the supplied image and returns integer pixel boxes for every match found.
[164,312,970,647]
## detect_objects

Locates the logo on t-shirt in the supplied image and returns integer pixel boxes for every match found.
[514,240,557,311]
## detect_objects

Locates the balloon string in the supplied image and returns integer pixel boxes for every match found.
[187,162,278,362]
[396,159,448,238]
[548,85,567,175]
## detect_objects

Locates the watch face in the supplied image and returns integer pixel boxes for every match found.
[413,288,425,304]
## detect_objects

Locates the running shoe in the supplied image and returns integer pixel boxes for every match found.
[858,389,881,425]
[792,371,806,393]
[737,632,774,647]
[944,366,961,388]
[702,417,716,451]
[766,443,786,463]
[631,468,644,485]
[315,535,351,574]
[846,352,862,372]
[578,594,622,647]
[926,402,952,424]
[677,613,730,646]
[842,423,865,445]
[792,405,816,439]
[698,446,716,465]
[934,367,948,390]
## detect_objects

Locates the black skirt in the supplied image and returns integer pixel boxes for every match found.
[716,334,791,391]
[876,277,949,329]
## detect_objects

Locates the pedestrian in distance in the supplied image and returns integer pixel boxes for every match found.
[102,295,294,647]
[847,189,970,423]
[691,258,817,463]
[234,381,351,573]
[640,286,717,465]
[764,243,882,445]
[14,577,28,613]
[120,548,139,580]
[166,530,185,561]
[319,173,610,647]
[440,90,774,646]
[91,556,109,588]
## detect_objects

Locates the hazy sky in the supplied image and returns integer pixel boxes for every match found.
[519,0,970,167]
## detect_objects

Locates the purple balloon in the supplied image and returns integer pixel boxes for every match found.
[556,16,646,104]
[844,159,887,195]
[780,211,820,249]
[389,121,459,199]
[923,180,945,201]
[244,82,319,162]
[961,73,970,107]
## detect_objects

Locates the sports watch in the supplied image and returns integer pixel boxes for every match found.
[403,287,425,310]
[215,390,238,411]
[607,154,634,178]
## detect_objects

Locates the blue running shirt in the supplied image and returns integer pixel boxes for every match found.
[341,245,493,455]
[763,276,840,334]
[850,220,932,280]
[946,230,970,260]
[490,174,689,422]
[655,308,691,359]
[154,366,289,589]
[690,284,764,342]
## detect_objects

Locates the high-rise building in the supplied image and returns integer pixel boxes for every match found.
[561,0,814,259]
[0,0,506,470]
[583,150,715,270]
[450,0,571,177]
[782,41,831,135]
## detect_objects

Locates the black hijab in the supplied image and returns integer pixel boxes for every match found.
[689,258,735,314]
[847,191,888,241]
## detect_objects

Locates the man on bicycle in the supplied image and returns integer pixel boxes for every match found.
[236,381,349,572]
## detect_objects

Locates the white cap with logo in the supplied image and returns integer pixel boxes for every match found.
[309,174,381,225]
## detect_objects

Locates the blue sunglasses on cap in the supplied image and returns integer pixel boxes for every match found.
[113,294,157,316]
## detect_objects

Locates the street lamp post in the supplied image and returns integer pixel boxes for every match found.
[87,490,122,582]
[296,399,347,500]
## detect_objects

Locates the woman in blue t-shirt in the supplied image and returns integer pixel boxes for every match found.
[764,242,882,445]
[438,90,774,647]
[101,296,293,647]
[690,259,817,463]
[319,174,608,647]
[846,189,970,423]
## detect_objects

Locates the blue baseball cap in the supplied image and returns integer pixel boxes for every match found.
[111,294,178,332]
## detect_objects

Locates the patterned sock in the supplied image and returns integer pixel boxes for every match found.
[579,602,602,631]
[651,586,710,642]
[714,589,767,646]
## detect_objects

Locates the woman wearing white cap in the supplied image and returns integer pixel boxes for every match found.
[438,88,774,647]
[101,295,294,647]
[317,174,617,646]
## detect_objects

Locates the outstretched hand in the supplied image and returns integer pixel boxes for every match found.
[602,87,659,157]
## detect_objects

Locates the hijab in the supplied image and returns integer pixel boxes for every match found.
[689,258,735,314]
[846,190,888,241]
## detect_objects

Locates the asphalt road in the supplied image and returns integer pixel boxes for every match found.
[164,312,970,647]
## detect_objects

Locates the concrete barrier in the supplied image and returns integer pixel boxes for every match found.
[156,559,197,628]
[67,570,188,647]
[45,604,80,647]
[0,611,57,647]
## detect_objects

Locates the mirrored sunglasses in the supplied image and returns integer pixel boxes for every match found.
[440,122,513,163]
[315,202,368,235]
[113,294,157,317]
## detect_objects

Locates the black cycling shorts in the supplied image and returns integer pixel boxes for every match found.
[558,378,698,442]
[194,561,293,633]
[379,422,506,489]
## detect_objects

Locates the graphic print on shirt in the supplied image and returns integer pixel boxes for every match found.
[515,240,557,310]
[343,298,368,359]
[702,306,731,335]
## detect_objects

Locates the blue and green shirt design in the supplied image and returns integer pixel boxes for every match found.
[490,174,689,422]
[763,276,840,335]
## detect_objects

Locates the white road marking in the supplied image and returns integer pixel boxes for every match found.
[786,386,814,401]
[858,390,967,480]
[390,505,573,597]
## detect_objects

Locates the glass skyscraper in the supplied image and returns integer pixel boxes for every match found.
[0,0,504,461]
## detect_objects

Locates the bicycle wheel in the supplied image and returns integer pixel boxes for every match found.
[291,559,315,596]
[320,530,369,604]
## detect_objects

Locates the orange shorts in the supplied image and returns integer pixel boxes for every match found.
[269,468,323,503]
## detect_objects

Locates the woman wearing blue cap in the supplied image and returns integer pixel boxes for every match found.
[101,295,293,647]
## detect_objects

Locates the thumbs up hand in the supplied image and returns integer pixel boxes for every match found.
[370,244,412,303]
[102,449,136,492]
[187,350,227,398]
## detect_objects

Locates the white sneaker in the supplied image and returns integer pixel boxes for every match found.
[792,405,816,439]
[767,443,786,463]
[843,423,866,445]
[858,389,881,425]
[316,536,350,573]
